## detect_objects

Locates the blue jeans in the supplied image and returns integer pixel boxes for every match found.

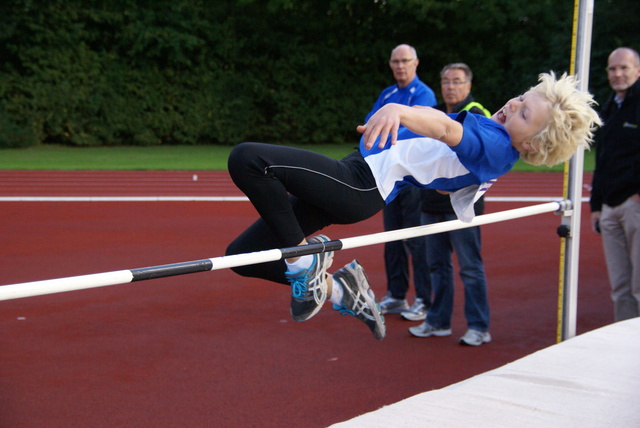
[383,187,431,304]
[421,212,489,331]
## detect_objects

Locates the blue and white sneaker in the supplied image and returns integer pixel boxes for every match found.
[332,260,386,340]
[286,235,333,322]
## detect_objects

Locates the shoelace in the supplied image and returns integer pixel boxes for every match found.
[286,255,319,300]
[333,304,355,316]
[287,273,308,299]
[333,292,372,319]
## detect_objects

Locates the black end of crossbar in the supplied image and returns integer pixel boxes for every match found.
[280,240,343,259]
[131,259,214,282]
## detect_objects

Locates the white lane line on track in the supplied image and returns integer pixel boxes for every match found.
[0,196,590,202]
[0,196,248,202]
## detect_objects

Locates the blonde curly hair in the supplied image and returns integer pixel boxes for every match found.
[521,72,601,167]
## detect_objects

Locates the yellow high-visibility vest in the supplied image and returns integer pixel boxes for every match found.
[462,101,491,118]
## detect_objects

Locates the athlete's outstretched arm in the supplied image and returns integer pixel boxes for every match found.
[357,104,464,149]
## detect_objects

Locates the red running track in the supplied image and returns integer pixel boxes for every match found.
[0,171,611,427]
[0,170,593,198]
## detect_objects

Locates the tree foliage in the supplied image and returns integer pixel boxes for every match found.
[0,0,637,148]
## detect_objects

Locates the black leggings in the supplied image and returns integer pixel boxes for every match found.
[226,142,385,284]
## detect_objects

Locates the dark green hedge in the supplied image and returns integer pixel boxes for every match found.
[0,0,638,147]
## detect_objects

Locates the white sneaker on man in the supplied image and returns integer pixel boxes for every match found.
[401,298,427,321]
[408,321,451,338]
[459,329,491,346]
[379,293,409,314]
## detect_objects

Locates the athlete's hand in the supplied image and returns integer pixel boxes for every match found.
[357,104,403,150]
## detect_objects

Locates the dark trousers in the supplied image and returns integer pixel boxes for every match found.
[383,187,431,304]
[226,142,385,284]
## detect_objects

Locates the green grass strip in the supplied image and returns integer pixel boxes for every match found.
[0,144,594,172]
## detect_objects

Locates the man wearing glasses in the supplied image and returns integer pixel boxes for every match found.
[365,44,436,320]
[410,62,493,346]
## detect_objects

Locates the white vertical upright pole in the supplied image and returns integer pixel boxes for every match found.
[559,0,595,341]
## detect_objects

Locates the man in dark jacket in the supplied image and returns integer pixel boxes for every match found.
[409,63,493,346]
[590,47,640,322]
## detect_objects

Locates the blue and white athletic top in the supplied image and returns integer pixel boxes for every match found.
[360,111,518,222]
[365,76,437,122]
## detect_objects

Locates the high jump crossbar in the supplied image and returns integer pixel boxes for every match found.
[0,200,571,302]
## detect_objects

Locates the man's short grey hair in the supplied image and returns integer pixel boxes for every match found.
[440,62,473,82]
[391,44,418,60]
